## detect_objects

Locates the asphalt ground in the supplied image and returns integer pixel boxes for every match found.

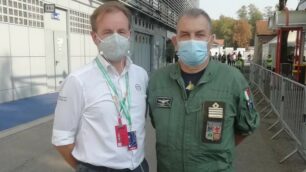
[0,107,306,172]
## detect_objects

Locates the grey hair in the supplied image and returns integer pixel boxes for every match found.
[177,8,212,31]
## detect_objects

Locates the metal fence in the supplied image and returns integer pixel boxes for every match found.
[249,62,306,163]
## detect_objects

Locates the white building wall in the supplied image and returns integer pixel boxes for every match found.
[0,0,100,103]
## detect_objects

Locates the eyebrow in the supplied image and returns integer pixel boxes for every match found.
[180,29,207,34]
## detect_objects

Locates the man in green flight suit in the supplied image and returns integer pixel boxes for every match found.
[235,54,244,71]
[148,8,259,172]
[266,54,273,70]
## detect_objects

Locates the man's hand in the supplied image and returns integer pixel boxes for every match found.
[55,144,78,169]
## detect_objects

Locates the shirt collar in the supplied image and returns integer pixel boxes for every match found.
[96,54,133,75]
[170,60,217,84]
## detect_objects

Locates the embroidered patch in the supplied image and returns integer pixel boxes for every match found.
[202,101,225,144]
[156,96,173,108]
[205,121,222,141]
[208,102,224,118]
[135,84,142,92]
[244,88,254,111]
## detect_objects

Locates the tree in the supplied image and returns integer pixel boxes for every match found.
[212,15,235,47]
[278,0,287,10]
[263,6,274,19]
[248,4,263,28]
[232,20,252,48]
[237,5,248,20]
[248,4,263,45]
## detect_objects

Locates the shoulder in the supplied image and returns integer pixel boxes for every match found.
[150,64,176,81]
[148,64,177,91]
[130,64,147,75]
[210,60,237,74]
[130,64,149,83]
[210,61,248,88]
[65,61,96,85]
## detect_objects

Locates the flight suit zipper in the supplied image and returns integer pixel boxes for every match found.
[176,78,188,171]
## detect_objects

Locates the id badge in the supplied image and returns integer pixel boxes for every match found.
[202,101,225,144]
[115,125,129,147]
[128,131,138,151]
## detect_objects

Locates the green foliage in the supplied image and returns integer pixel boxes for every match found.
[212,16,235,47]
[237,5,248,20]
[233,20,252,48]
[212,3,265,47]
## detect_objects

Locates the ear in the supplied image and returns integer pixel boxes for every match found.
[171,35,178,51]
[90,31,99,46]
[207,34,215,50]
[209,34,216,44]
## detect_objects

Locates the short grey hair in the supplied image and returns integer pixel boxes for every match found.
[177,8,212,31]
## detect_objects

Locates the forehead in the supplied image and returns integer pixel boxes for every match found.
[96,10,129,29]
[177,15,210,33]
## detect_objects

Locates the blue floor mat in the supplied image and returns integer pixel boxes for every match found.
[0,93,58,131]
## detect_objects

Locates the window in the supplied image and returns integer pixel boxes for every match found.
[69,10,91,34]
[8,0,12,7]
[0,0,43,27]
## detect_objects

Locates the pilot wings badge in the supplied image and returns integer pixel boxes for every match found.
[156,96,173,108]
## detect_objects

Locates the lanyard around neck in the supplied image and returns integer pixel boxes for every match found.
[95,57,132,127]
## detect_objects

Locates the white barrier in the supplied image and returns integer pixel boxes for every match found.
[249,63,306,163]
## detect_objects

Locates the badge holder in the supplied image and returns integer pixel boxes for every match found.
[115,118,129,147]
[202,101,225,144]
[128,130,138,150]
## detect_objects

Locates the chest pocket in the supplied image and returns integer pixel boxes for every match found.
[194,90,236,150]
[149,95,174,147]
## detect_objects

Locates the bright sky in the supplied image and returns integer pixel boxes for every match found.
[199,0,300,20]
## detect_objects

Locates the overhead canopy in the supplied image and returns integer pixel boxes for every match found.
[265,31,297,45]
[269,10,306,29]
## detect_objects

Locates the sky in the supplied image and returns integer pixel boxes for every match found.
[199,0,300,20]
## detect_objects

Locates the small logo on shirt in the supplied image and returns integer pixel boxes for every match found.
[156,97,172,108]
[135,84,142,92]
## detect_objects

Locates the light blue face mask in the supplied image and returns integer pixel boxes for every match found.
[177,40,208,67]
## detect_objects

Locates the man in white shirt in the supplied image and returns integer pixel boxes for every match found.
[52,2,149,172]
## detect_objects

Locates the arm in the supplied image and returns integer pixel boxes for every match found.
[234,74,260,144]
[55,144,77,169]
[52,75,84,169]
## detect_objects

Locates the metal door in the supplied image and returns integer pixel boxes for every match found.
[54,31,68,89]
[44,8,68,90]
[133,32,152,72]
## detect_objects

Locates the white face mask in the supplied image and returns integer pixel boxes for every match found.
[97,33,130,61]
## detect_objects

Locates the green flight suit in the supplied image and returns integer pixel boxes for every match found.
[148,60,259,172]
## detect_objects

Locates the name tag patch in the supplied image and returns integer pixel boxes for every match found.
[156,96,172,108]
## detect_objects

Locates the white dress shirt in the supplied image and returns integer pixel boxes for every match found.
[52,55,148,170]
